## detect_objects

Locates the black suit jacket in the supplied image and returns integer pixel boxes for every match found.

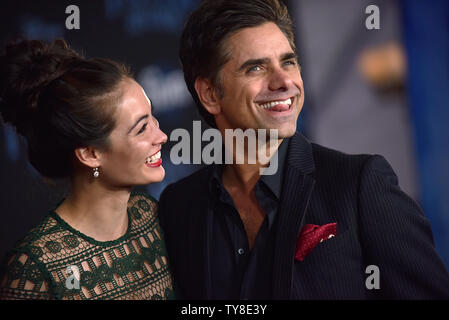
[158,132,449,299]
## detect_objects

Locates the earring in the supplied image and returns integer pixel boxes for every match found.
[93,167,99,178]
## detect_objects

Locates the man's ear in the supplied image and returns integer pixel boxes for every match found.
[194,77,221,115]
[74,147,101,169]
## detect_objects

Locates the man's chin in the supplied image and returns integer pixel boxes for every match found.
[273,125,297,139]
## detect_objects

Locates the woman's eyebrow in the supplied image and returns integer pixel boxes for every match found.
[128,114,149,134]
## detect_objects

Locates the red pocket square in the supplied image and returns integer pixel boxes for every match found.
[295,222,337,261]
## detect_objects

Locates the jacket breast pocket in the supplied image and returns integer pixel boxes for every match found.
[292,228,366,299]
[299,228,353,262]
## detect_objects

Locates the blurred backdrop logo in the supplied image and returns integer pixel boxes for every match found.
[138,65,191,113]
[104,0,197,35]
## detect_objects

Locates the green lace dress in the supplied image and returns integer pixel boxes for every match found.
[0,192,175,300]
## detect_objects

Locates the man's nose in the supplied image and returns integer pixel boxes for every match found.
[268,67,292,91]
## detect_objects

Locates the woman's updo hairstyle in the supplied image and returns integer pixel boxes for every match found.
[0,39,132,179]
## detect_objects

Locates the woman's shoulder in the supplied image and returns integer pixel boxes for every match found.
[127,191,160,227]
[128,191,158,212]
[1,212,76,275]
[0,214,62,299]
[6,214,62,257]
[129,191,158,205]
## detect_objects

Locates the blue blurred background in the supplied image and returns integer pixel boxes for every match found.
[1,0,448,270]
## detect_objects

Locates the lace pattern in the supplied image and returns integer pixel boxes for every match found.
[0,192,175,300]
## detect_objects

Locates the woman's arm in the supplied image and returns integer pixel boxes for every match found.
[0,251,52,300]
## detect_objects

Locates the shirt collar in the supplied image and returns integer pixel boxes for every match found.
[259,138,288,200]
[209,138,289,204]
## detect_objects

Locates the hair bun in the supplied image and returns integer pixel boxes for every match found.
[0,39,79,134]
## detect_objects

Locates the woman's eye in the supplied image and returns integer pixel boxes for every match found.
[137,123,148,134]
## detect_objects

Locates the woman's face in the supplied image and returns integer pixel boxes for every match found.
[98,79,167,187]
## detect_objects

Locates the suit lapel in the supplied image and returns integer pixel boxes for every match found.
[272,132,316,299]
[204,198,214,299]
[185,167,215,299]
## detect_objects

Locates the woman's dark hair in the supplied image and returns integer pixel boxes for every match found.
[0,39,132,179]
[179,0,296,128]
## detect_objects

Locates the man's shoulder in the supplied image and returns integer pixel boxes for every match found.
[308,141,398,188]
[288,132,376,176]
[310,142,372,171]
[160,166,214,202]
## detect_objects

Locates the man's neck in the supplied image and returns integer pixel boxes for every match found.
[222,137,283,193]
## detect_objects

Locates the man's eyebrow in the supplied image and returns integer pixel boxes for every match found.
[238,57,270,72]
[237,53,298,72]
[128,114,149,134]
[280,52,298,62]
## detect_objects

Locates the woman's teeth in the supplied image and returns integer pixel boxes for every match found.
[258,98,292,109]
[145,151,161,164]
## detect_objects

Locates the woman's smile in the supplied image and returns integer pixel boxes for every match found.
[145,150,162,167]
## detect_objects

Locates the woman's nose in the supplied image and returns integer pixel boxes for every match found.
[151,116,167,145]
[156,127,168,145]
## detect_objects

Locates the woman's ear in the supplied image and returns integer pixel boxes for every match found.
[74,147,101,169]
[194,77,221,115]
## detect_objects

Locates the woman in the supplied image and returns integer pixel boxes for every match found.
[0,39,174,300]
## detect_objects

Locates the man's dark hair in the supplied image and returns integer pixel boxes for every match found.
[179,0,296,128]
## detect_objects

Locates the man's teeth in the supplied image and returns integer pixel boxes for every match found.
[145,151,161,164]
[258,98,292,109]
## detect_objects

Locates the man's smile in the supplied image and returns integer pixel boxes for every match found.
[254,95,300,118]
[256,97,292,110]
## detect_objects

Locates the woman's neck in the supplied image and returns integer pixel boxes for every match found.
[55,178,132,242]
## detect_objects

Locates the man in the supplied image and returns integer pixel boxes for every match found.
[158,0,449,299]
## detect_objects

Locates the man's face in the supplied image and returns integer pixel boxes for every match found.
[214,22,304,138]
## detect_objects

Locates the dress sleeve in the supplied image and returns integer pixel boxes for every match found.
[0,251,52,300]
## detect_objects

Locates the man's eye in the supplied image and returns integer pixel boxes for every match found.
[248,65,262,72]
[283,60,297,66]
[138,123,148,134]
